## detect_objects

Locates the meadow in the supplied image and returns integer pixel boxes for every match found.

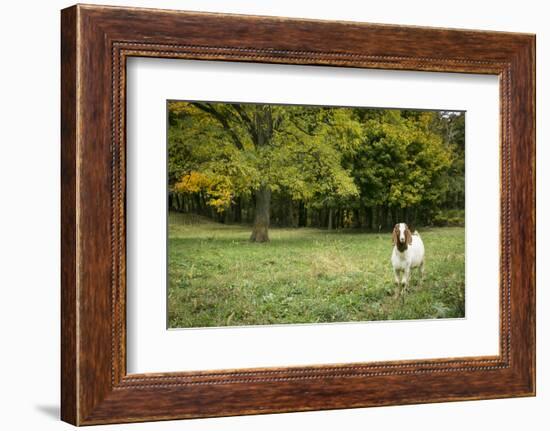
[168,212,465,328]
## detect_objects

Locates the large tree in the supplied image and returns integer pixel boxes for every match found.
[168,102,360,242]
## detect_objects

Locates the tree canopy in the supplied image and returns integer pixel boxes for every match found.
[168,101,465,241]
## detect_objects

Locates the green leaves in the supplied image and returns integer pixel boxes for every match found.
[168,102,362,210]
[168,101,464,226]
[352,110,453,211]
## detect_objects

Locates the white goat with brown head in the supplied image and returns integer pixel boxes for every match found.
[391,222,425,293]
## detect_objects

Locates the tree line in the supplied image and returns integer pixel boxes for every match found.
[168,101,465,242]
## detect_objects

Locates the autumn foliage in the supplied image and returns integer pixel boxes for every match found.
[168,101,464,240]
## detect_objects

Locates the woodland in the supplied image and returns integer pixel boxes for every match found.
[168,101,465,242]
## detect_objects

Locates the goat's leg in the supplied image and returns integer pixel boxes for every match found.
[402,266,411,293]
[419,260,425,285]
[393,268,401,297]
[393,268,401,286]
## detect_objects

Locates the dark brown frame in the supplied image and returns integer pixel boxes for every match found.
[61,4,536,426]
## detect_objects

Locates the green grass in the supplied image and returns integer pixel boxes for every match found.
[168,212,465,328]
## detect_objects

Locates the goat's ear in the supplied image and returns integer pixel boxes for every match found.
[405,227,413,245]
[392,225,398,244]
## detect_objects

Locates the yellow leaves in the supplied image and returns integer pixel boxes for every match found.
[207,182,233,213]
[174,171,233,213]
[168,101,197,116]
[416,111,435,130]
[174,171,212,193]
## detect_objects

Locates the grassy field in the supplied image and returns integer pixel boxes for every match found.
[168,212,465,328]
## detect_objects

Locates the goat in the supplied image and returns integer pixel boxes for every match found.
[391,222,425,294]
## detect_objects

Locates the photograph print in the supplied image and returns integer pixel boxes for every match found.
[167,100,465,329]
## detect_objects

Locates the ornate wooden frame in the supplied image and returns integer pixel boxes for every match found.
[61,4,535,425]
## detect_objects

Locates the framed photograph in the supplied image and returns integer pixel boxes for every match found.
[61,4,535,425]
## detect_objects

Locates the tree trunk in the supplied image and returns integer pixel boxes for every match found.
[234,196,242,223]
[375,206,382,231]
[288,200,298,228]
[249,105,273,242]
[381,206,388,230]
[246,195,254,223]
[328,208,334,230]
[250,185,271,242]
[366,207,373,230]
[298,201,307,227]
[353,209,361,228]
